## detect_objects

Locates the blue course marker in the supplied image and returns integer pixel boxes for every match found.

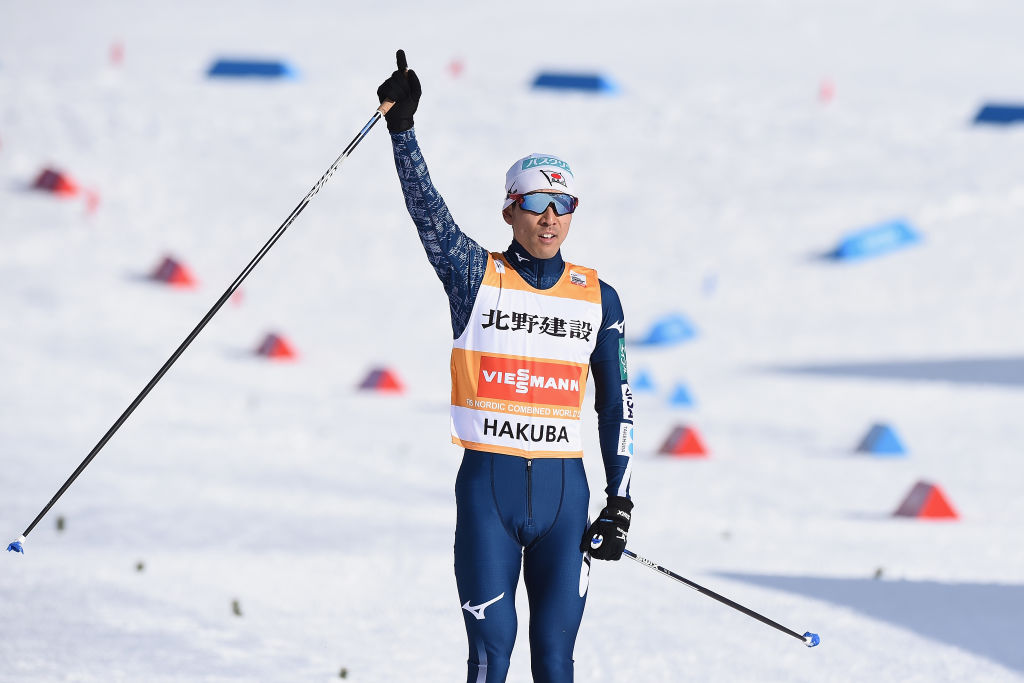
[531,72,619,94]
[207,59,299,79]
[856,423,906,457]
[639,313,697,346]
[632,369,656,392]
[973,103,1024,125]
[668,382,695,408]
[831,219,921,261]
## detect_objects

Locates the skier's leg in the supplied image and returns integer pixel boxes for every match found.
[523,458,590,683]
[455,452,522,683]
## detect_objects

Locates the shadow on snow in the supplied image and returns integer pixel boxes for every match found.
[717,572,1024,673]
[771,356,1024,388]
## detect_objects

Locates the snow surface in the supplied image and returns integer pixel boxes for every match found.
[3,1,1024,681]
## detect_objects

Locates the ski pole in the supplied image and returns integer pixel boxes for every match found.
[623,549,820,647]
[7,99,395,555]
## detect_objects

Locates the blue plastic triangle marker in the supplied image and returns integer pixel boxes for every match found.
[856,423,906,456]
[668,383,695,407]
[633,370,656,392]
[641,313,697,346]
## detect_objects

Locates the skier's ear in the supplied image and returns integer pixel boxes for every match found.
[502,206,515,225]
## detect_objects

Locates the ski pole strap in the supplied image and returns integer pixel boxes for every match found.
[622,549,820,647]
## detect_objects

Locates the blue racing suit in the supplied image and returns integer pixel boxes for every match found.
[390,128,633,683]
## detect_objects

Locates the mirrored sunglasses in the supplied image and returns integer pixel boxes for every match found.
[508,192,578,216]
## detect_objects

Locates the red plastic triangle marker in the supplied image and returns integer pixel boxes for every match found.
[33,168,80,197]
[358,368,405,393]
[894,481,958,520]
[256,333,297,361]
[658,425,708,457]
[151,256,197,289]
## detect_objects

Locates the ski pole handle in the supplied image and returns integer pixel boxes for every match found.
[378,100,394,115]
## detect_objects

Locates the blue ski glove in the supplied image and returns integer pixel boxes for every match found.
[377,49,421,134]
[581,496,633,560]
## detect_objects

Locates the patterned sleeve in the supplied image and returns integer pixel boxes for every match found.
[590,280,633,500]
[390,128,489,338]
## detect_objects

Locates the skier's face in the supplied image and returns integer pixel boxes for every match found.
[502,191,573,259]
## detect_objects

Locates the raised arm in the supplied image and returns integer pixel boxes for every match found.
[378,52,488,337]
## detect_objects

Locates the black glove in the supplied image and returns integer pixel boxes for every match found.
[376,49,421,134]
[580,496,633,561]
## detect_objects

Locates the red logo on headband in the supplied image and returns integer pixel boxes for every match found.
[540,170,568,188]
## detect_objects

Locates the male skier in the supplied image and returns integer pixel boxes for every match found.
[378,52,635,683]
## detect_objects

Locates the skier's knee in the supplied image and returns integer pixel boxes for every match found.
[531,654,573,683]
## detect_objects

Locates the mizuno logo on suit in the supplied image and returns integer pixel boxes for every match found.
[462,592,505,620]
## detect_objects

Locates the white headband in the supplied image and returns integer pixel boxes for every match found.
[503,153,577,209]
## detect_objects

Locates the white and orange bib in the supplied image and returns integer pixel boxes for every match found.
[451,253,602,458]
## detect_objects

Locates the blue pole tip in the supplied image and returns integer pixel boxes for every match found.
[7,536,25,553]
[803,632,820,647]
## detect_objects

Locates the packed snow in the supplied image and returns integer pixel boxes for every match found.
[2,1,1024,680]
